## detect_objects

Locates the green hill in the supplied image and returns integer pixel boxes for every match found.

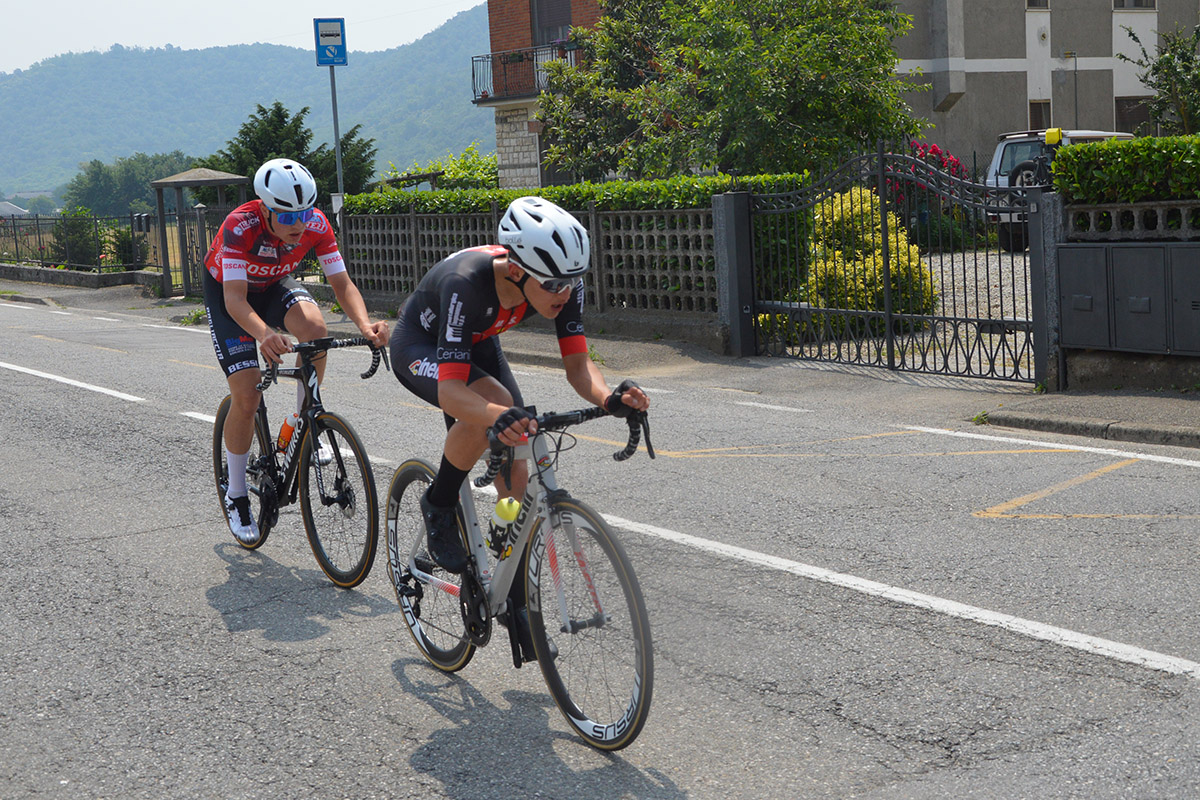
[0,4,493,195]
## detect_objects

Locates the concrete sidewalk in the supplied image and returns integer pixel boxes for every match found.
[4,277,1200,450]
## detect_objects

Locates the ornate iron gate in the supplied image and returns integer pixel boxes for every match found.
[749,145,1042,383]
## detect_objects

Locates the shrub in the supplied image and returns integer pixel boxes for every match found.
[1051,136,1200,204]
[105,227,149,268]
[805,186,938,335]
[343,172,807,215]
[49,207,101,268]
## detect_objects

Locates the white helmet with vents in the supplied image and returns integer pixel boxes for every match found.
[498,196,590,282]
[253,158,317,213]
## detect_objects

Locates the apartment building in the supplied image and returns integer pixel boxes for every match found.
[896,0,1199,170]
[471,0,1197,187]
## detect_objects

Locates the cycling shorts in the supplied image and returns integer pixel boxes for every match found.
[390,319,525,431]
[203,270,318,377]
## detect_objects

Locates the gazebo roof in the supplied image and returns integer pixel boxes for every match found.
[150,168,250,189]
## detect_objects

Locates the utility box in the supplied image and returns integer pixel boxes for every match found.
[1058,243,1200,355]
[1059,245,1109,348]
[1111,246,1167,352]
[1170,246,1200,354]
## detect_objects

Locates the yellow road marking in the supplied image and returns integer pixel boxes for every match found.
[973,458,1164,519]
[170,358,219,370]
[36,334,125,354]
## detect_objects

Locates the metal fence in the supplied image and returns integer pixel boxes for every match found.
[749,145,1043,383]
[0,213,155,271]
[340,203,717,320]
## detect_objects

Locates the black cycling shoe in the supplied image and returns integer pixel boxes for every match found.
[507,604,558,664]
[419,489,469,574]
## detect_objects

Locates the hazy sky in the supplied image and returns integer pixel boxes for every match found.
[3,0,485,74]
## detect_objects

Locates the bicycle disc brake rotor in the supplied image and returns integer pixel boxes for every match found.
[459,569,491,647]
[313,449,356,519]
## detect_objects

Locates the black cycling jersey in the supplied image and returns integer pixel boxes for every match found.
[390,245,588,416]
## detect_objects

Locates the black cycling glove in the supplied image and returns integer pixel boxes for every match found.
[490,406,535,441]
[604,379,641,418]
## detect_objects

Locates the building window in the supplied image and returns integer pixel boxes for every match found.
[1115,97,1151,133]
[1030,100,1052,130]
[532,0,572,46]
[1113,0,1155,8]
[1027,0,1048,8]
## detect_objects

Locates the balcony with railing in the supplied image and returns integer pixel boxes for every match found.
[471,43,581,104]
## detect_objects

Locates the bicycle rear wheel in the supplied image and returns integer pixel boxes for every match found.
[212,395,276,550]
[526,498,653,750]
[385,459,474,672]
[299,412,378,588]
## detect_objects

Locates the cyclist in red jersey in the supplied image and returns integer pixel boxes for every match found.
[389,197,649,580]
[204,158,388,545]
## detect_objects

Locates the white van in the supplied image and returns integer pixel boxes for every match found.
[985,128,1133,251]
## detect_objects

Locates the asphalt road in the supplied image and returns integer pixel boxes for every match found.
[3,291,1200,799]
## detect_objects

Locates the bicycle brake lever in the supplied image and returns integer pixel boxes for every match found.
[639,413,655,459]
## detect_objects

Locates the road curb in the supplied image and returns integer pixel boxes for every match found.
[987,410,1200,449]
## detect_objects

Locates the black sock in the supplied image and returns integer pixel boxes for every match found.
[428,456,470,508]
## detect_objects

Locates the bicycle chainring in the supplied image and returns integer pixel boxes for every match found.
[459,568,491,647]
[257,474,280,534]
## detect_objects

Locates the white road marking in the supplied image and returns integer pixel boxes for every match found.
[906,426,1200,469]
[0,302,34,310]
[735,401,813,413]
[92,316,121,322]
[607,514,1200,678]
[140,323,208,334]
[181,412,215,423]
[0,361,145,402]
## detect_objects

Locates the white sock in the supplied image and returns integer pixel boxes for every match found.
[226,450,250,497]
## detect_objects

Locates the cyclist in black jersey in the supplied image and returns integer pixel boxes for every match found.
[390,197,649,582]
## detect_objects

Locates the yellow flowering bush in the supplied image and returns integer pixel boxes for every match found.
[806,187,938,335]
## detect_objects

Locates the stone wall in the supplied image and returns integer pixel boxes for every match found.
[495,105,542,189]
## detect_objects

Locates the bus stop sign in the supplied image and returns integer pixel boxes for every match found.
[314,18,347,66]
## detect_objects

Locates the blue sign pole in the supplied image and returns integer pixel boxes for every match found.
[314,19,347,202]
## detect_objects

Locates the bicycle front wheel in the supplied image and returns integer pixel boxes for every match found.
[298,412,378,588]
[385,459,474,672]
[526,498,653,750]
[212,395,275,550]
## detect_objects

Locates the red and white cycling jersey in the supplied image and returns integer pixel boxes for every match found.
[203,201,346,290]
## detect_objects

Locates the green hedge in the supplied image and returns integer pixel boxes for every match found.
[342,173,807,215]
[1052,136,1200,205]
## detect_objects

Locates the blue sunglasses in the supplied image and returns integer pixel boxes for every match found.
[274,208,315,226]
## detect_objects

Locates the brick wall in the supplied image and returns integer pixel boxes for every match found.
[489,0,534,52]
[489,0,603,52]
[571,0,602,30]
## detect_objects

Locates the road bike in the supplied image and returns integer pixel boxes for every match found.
[385,405,656,750]
[213,336,388,588]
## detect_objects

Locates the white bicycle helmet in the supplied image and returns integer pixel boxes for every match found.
[498,196,590,280]
[253,158,317,213]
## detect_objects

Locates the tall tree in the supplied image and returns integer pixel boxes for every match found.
[61,151,195,215]
[1117,24,1200,135]
[539,0,924,179]
[194,101,377,207]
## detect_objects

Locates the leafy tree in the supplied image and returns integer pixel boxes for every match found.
[539,0,924,180]
[1117,24,1200,135]
[194,101,378,207]
[380,142,499,190]
[62,151,195,215]
[25,196,56,215]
